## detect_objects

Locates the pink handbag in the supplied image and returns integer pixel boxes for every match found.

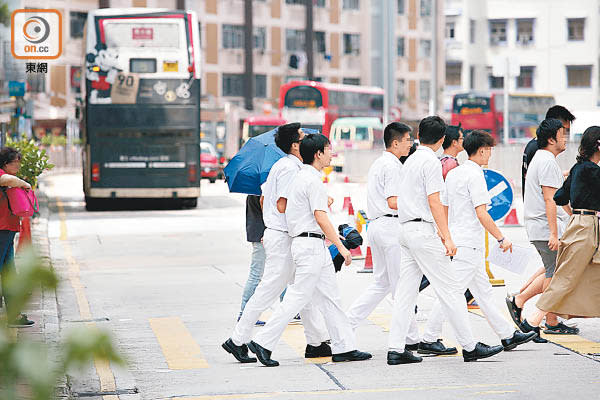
[5,188,38,217]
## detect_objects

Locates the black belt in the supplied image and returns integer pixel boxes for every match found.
[383,214,398,218]
[409,218,423,222]
[297,232,325,240]
[573,210,597,216]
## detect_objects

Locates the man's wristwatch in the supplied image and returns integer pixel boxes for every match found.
[497,237,505,244]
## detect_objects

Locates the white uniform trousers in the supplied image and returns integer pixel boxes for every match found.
[389,221,477,352]
[346,217,420,344]
[422,247,514,342]
[254,236,356,354]
[232,229,328,347]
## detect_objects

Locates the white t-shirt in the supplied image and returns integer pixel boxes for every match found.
[261,154,302,232]
[443,160,491,249]
[524,149,569,241]
[285,164,329,238]
[395,146,444,223]
[367,151,402,219]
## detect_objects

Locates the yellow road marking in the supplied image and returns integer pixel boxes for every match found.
[57,200,120,399]
[169,383,518,399]
[149,317,209,369]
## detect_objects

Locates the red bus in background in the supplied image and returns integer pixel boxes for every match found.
[451,92,555,143]
[279,81,384,137]
[242,115,287,144]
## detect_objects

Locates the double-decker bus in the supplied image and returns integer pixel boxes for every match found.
[241,115,287,143]
[81,9,201,209]
[279,81,384,137]
[451,92,555,143]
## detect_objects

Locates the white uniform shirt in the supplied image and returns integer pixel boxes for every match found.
[395,146,445,223]
[367,151,402,219]
[442,160,491,249]
[524,149,569,240]
[285,164,329,237]
[261,154,303,231]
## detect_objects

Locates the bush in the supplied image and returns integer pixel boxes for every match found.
[4,137,54,188]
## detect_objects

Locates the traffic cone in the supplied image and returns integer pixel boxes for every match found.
[17,217,31,252]
[342,196,351,212]
[357,246,373,273]
[344,176,350,183]
[323,175,328,183]
[503,208,521,226]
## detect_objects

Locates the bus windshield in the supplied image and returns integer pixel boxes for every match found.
[104,21,182,49]
[248,125,278,138]
[284,86,323,108]
[452,96,491,114]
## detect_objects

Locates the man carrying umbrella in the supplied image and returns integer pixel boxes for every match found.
[223,123,331,364]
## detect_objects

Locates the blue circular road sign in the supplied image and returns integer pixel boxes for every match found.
[483,169,513,221]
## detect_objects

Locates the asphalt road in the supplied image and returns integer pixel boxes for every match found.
[40,171,600,400]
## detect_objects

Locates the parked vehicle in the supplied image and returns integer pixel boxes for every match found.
[200,142,220,183]
[330,117,383,172]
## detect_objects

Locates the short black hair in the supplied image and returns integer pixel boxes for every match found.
[384,122,411,148]
[463,130,495,156]
[536,118,564,148]
[418,116,446,144]
[442,124,463,150]
[300,133,330,165]
[545,105,575,123]
[275,122,301,154]
[0,147,21,169]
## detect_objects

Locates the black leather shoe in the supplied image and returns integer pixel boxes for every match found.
[520,320,549,343]
[417,339,458,355]
[387,350,422,365]
[248,341,279,367]
[405,343,419,351]
[332,350,372,362]
[305,342,332,358]
[462,342,504,362]
[505,296,522,326]
[222,338,257,363]
[501,330,537,351]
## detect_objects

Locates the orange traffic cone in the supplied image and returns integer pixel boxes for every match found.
[17,217,32,252]
[503,208,521,226]
[342,196,351,212]
[344,176,350,183]
[357,246,373,273]
[323,175,329,183]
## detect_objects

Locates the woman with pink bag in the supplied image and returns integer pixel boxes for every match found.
[0,147,34,327]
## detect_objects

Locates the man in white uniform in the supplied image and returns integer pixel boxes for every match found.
[346,122,456,353]
[223,123,330,364]
[420,130,537,350]
[507,118,575,336]
[249,134,372,366]
[387,116,504,365]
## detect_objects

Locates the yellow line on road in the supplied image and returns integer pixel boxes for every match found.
[170,383,518,399]
[56,200,119,399]
[149,317,209,369]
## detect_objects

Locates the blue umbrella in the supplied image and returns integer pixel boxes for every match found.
[224,128,319,195]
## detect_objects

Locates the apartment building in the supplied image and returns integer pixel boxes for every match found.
[444,0,600,112]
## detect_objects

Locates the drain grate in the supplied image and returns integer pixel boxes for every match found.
[73,388,138,397]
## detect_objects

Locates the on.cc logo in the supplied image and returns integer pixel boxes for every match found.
[22,16,51,44]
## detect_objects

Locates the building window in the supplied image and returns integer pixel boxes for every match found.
[516,19,534,44]
[488,72,504,89]
[255,74,266,98]
[446,62,462,87]
[567,18,585,41]
[26,70,45,93]
[343,0,359,10]
[254,27,266,50]
[223,24,244,49]
[446,22,455,39]
[343,33,361,54]
[398,0,405,14]
[285,0,304,4]
[419,39,431,58]
[420,0,431,16]
[397,79,406,103]
[343,78,360,85]
[419,80,430,102]
[223,73,244,96]
[286,29,306,51]
[470,19,475,43]
[70,11,87,39]
[397,37,405,57]
[566,65,592,87]
[489,20,507,45]
[469,65,475,89]
[315,31,326,53]
[516,66,534,88]
[316,0,326,6]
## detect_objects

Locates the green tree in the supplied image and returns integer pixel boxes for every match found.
[0,248,124,400]
[0,2,10,27]
[5,138,54,188]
